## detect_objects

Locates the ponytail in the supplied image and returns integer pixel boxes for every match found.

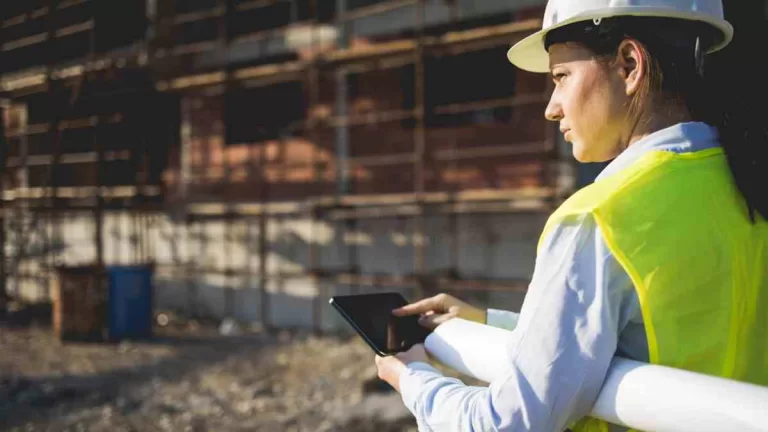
[705,25,768,223]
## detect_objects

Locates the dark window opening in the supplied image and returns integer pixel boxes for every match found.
[230,2,292,37]
[94,1,147,52]
[53,32,92,64]
[174,0,218,14]
[175,18,219,45]
[424,47,516,127]
[1,17,45,42]
[54,3,91,30]
[1,0,44,21]
[295,0,337,22]
[225,81,307,145]
[347,0,388,11]
[60,128,96,154]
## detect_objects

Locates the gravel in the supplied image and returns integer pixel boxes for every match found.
[0,317,417,432]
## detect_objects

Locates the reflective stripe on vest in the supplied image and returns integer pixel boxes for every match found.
[538,148,768,432]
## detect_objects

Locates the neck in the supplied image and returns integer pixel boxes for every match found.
[626,103,693,147]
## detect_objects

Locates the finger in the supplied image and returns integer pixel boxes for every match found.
[429,313,456,327]
[393,297,444,316]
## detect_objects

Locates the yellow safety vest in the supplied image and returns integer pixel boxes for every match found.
[537,148,768,432]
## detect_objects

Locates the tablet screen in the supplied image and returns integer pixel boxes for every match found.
[330,293,431,355]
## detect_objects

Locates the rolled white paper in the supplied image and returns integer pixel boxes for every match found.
[425,317,512,383]
[424,318,768,432]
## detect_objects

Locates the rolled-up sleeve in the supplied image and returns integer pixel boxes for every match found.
[399,214,638,432]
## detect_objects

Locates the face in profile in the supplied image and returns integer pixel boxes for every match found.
[545,43,635,163]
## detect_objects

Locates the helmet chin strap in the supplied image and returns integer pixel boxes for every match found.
[695,36,706,77]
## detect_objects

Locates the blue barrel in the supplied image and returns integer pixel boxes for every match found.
[107,265,154,341]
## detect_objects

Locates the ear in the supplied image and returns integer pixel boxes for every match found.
[616,39,646,97]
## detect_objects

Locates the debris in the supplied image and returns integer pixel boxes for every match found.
[156,313,171,327]
[217,318,241,336]
[0,324,417,431]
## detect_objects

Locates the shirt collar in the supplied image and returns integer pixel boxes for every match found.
[596,122,720,181]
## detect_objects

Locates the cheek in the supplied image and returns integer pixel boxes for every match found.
[567,86,605,137]
[564,77,625,162]
[571,78,619,139]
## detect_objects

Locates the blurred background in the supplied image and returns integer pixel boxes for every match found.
[0,1,763,431]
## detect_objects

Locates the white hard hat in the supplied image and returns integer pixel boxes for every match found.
[507,0,734,73]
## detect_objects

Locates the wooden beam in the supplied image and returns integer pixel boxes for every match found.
[432,141,551,161]
[170,41,218,56]
[338,0,418,22]
[155,18,544,89]
[172,6,225,25]
[58,0,89,10]
[165,71,226,90]
[174,187,555,218]
[325,39,417,63]
[2,185,162,201]
[433,93,549,115]
[232,61,306,81]
[6,151,132,167]
[2,33,48,51]
[54,20,93,38]
[440,18,541,45]
[2,15,26,29]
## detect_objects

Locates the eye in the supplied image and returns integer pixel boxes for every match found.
[552,72,567,84]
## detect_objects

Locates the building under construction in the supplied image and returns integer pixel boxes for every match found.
[0,0,588,332]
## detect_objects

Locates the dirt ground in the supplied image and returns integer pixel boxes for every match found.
[0,307,418,432]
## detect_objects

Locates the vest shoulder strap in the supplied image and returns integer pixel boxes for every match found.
[538,148,725,252]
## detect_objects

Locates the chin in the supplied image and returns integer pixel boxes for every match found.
[571,144,594,163]
[572,143,612,164]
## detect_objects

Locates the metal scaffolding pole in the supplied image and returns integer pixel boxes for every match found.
[258,143,271,331]
[413,0,427,298]
[219,0,235,319]
[0,104,6,317]
[335,0,350,196]
[95,117,105,268]
[46,0,64,300]
[308,0,323,334]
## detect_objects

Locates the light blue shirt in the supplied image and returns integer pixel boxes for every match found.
[398,122,721,432]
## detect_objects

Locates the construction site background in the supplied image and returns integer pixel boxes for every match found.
[0,0,576,331]
[0,1,764,431]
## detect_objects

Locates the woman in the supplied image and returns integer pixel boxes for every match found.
[373,1,768,431]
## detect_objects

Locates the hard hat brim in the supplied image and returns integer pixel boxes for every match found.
[507,7,734,74]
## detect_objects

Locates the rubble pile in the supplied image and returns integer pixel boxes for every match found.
[0,320,417,431]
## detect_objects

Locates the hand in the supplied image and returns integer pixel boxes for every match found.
[375,344,429,393]
[393,293,485,330]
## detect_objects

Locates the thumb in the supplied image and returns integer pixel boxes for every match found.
[418,312,456,330]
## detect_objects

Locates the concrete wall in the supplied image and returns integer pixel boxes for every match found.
[7,210,543,331]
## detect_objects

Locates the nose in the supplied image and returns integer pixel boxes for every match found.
[544,93,563,122]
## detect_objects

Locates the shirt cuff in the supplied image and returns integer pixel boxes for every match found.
[399,361,443,413]
[486,308,520,331]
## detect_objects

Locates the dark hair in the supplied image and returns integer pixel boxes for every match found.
[545,17,768,223]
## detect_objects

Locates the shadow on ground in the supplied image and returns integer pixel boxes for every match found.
[0,310,416,431]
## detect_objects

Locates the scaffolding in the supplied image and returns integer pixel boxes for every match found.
[0,0,165,304]
[0,0,574,332]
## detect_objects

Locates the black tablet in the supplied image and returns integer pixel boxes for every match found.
[329,292,432,357]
